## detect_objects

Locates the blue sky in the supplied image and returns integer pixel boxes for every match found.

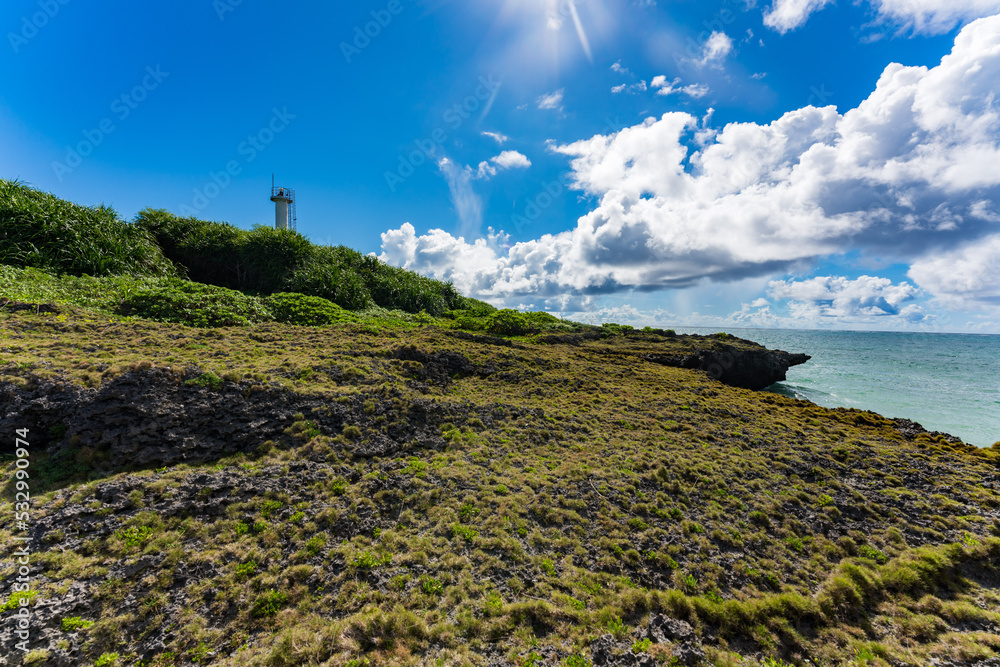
[2,0,999,332]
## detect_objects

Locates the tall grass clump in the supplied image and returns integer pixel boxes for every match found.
[0,180,175,277]
[134,208,471,315]
[0,265,166,311]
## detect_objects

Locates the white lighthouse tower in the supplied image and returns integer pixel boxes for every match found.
[270,175,297,231]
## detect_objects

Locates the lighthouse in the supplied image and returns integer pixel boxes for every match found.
[270,176,297,231]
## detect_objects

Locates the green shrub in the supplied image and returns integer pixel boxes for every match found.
[605,615,628,640]
[94,653,120,667]
[351,551,392,569]
[631,638,652,653]
[251,589,288,617]
[487,309,534,336]
[264,292,358,326]
[858,545,889,564]
[116,525,153,548]
[234,561,257,579]
[118,278,272,327]
[135,208,469,315]
[1,590,37,612]
[61,617,94,631]
[0,180,175,277]
[421,576,444,595]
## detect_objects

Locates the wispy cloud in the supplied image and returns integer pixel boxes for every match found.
[437,157,483,239]
[482,131,508,145]
[537,89,565,111]
[651,76,710,98]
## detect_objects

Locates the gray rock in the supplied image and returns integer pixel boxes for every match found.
[647,613,695,643]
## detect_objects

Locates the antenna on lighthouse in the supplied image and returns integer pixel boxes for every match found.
[269,177,296,231]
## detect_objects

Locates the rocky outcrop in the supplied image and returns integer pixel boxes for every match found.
[0,364,532,469]
[892,417,964,444]
[589,615,705,666]
[644,343,811,391]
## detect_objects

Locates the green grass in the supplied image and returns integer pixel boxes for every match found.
[0,180,176,277]
[62,616,95,631]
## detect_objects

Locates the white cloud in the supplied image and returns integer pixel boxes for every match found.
[612,80,649,95]
[474,161,497,179]
[383,17,1000,313]
[492,150,532,170]
[767,275,926,320]
[651,76,710,98]
[437,158,483,239]
[611,61,630,75]
[764,0,1000,34]
[537,89,565,111]
[482,131,508,145]
[909,234,1000,307]
[696,31,733,67]
[763,0,834,33]
[472,150,533,180]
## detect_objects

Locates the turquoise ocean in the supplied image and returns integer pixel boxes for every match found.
[672,328,1000,448]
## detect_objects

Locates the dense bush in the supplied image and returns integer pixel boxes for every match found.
[284,247,372,311]
[0,180,175,277]
[134,208,469,315]
[265,292,358,326]
[117,279,272,327]
[487,309,536,337]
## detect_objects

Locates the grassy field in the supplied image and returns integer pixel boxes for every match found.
[0,302,998,667]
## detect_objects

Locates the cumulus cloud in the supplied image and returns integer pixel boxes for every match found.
[764,0,1000,34]
[382,17,1000,310]
[767,275,928,320]
[473,150,533,179]
[909,234,1000,307]
[492,150,532,170]
[695,31,733,67]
